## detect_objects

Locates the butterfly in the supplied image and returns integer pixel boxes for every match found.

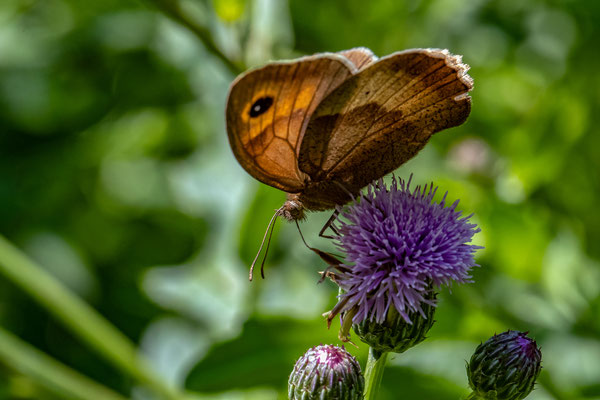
[225,47,473,278]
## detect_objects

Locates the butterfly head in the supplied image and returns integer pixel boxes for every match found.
[277,194,306,222]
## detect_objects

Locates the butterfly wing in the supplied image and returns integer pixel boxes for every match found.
[225,54,357,192]
[338,47,378,71]
[298,49,473,194]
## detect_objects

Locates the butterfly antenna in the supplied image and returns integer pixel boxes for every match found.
[258,214,278,279]
[249,208,281,281]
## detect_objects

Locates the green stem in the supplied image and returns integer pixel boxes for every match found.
[466,392,480,400]
[149,0,245,75]
[0,235,182,400]
[0,327,127,400]
[363,347,388,400]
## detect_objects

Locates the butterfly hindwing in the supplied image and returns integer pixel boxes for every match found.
[338,47,378,71]
[298,49,473,193]
[226,54,357,192]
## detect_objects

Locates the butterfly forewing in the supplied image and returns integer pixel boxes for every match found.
[226,54,357,193]
[226,48,384,194]
[298,49,473,193]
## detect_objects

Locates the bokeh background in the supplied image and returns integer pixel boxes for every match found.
[1,0,599,399]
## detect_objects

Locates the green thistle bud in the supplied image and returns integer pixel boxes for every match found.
[467,330,542,400]
[288,344,364,400]
[352,291,437,356]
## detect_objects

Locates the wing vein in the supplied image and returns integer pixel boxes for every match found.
[317,54,430,171]
[271,65,287,144]
[324,79,467,176]
[367,61,451,132]
[257,68,275,154]
[298,60,348,160]
[360,55,430,110]
[244,70,261,157]
[327,54,427,135]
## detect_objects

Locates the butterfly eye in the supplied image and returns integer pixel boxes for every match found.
[249,96,274,118]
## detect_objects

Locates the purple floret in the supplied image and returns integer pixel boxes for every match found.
[333,176,482,324]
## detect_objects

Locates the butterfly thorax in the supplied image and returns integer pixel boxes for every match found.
[279,181,357,221]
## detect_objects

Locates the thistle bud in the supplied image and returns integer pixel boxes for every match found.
[288,345,364,400]
[467,330,542,400]
[352,291,437,356]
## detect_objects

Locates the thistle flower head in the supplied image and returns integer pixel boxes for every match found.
[288,344,363,400]
[332,176,482,325]
[467,330,542,400]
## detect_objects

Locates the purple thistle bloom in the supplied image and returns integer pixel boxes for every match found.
[333,176,482,325]
[288,344,364,400]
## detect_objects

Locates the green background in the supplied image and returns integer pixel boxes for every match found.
[1,0,599,399]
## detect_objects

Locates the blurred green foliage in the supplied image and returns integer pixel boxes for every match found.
[1,0,599,399]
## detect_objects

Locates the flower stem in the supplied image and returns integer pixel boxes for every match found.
[0,235,183,400]
[364,347,388,400]
[466,392,481,399]
[0,327,127,400]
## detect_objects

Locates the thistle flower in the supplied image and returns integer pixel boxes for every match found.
[467,330,542,400]
[288,344,364,400]
[326,176,481,339]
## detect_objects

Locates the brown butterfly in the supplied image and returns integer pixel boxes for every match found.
[226,47,473,278]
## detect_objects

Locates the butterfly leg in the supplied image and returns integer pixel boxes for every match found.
[319,209,340,239]
[318,180,358,239]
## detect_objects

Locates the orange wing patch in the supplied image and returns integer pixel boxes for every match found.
[226,54,356,192]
